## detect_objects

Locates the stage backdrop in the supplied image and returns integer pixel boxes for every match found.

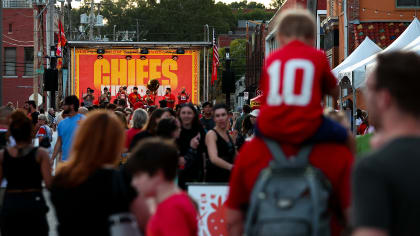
[70,48,200,104]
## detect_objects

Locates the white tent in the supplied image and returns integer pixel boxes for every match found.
[338,18,420,88]
[364,35,420,84]
[332,37,382,77]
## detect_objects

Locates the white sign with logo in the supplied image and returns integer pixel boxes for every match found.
[188,184,229,236]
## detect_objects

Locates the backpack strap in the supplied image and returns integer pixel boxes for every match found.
[263,138,313,168]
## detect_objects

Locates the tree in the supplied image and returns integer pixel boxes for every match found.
[270,0,286,9]
[230,39,246,77]
[236,8,275,21]
[229,0,265,9]
[94,0,236,41]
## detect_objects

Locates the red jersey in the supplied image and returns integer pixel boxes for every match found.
[143,94,155,106]
[147,192,198,236]
[164,93,176,109]
[128,93,142,108]
[116,91,127,102]
[226,138,353,236]
[125,128,142,149]
[258,40,338,144]
[177,92,189,105]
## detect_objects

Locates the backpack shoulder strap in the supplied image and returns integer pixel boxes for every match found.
[263,137,313,168]
[293,145,313,168]
[262,137,289,167]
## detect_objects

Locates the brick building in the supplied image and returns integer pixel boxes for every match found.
[245,21,266,98]
[324,0,419,68]
[2,0,36,107]
[243,0,327,99]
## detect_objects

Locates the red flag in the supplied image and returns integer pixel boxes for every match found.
[211,32,219,85]
[56,20,67,57]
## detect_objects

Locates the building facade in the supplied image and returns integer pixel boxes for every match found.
[244,0,327,101]
[245,21,266,99]
[2,0,36,107]
[325,0,419,68]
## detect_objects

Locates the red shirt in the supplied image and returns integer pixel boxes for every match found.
[147,192,198,236]
[357,123,368,135]
[178,92,189,105]
[117,91,127,100]
[226,137,353,236]
[258,40,338,144]
[128,93,142,107]
[143,94,156,106]
[125,128,142,149]
[36,126,47,138]
[164,93,176,109]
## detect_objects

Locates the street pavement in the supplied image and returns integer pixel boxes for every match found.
[45,189,58,236]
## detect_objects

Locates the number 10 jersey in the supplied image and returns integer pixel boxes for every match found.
[257,40,338,144]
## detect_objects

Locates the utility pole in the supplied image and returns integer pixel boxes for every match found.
[33,8,39,106]
[47,1,54,108]
[203,25,207,102]
[136,19,139,42]
[0,0,3,105]
[67,0,71,40]
[113,25,116,41]
[97,3,101,39]
[225,48,231,108]
[89,0,94,40]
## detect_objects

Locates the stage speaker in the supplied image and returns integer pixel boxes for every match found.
[44,69,58,91]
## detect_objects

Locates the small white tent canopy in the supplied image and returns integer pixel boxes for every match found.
[332,37,382,77]
[338,18,420,89]
[362,35,420,88]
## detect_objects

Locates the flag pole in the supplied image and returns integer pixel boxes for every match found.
[209,28,214,102]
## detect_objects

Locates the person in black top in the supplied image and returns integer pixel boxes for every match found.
[200,102,215,133]
[0,111,52,236]
[205,104,236,183]
[352,52,420,236]
[129,108,172,151]
[176,103,206,189]
[24,100,39,126]
[50,111,149,236]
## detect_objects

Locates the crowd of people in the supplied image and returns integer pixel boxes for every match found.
[0,7,420,236]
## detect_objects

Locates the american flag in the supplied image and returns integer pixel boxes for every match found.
[211,29,219,85]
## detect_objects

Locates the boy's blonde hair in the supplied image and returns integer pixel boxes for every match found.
[275,8,316,40]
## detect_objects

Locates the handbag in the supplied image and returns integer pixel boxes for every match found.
[109,170,142,236]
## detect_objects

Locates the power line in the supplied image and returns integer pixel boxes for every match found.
[3,34,34,43]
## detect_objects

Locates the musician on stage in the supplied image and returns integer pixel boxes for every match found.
[177,87,190,105]
[99,87,111,106]
[143,89,156,107]
[164,87,176,110]
[128,87,143,109]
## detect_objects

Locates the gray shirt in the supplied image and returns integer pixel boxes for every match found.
[353,137,420,235]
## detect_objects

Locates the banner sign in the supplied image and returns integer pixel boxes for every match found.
[70,48,200,104]
[188,184,229,236]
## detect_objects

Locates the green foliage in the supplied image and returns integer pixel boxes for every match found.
[269,0,286,9]
[70,0,274,41]
[236,8,274,21]
[230,39,246,77]
[229,0,265,9]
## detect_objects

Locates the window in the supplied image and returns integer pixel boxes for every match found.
[24,47,34,76]
[4,47,16,76]
[8,23,12,33]
[396,0,420,7]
